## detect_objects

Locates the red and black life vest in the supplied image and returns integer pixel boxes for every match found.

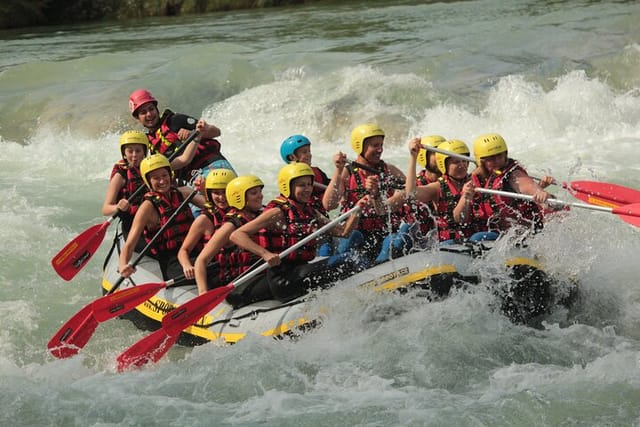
[416,169,438,186]
[147,109,224,173]
[201,203,228,239]
[434,175,480,241]
[404,170,440,236]
[224,209,263,278]
[311,166,327,194]
[341,161,403,234]
[143,188,194,256]
[110,160,145,215]
[311,166,329,217]
[471,159,544,232]
[262,196,318,263]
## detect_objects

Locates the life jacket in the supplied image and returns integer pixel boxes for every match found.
[416,169,438,186]
[224,209,263,278]
[434,175,479,241]
[201,203,228,239]
[143,188,194,256]
[186,203,230,258]
[311,166,327,194]
[404,170,440,236]
[310,166,329,217]
[146,109,225,176]
[263,196,318,263]
[471,159,544,232]
[341,161,404,234]
[110,160,145,216]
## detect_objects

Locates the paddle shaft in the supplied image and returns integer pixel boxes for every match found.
[107,189,198,294]
[476,188,616,213]
[422,145,640,210]
[420,144,551,184]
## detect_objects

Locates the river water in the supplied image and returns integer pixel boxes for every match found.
[1,1,640,425]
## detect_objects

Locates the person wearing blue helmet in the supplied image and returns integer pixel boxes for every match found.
[280,134,330,205]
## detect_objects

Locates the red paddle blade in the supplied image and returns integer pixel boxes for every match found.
[612,203,640,227]
[47,304,99,359]
[162,284,234,336]
[92,282,166,322]
[51,221,109,281]
[116,330,178,372]
[570,181,640,208]
[115,285,233,370]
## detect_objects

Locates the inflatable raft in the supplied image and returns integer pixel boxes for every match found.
[102,227,574,346]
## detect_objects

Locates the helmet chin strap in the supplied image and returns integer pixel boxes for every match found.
[362,153,381,168]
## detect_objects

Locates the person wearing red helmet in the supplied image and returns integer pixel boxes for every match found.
[128,89,232,184]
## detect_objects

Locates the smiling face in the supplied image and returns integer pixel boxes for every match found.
[134,102,160,130]
[362,135,384,165]
[292,145,312,165]
[147,167,172,193]
[244,186,264,211]
[208,189,229,210]
[290,176,314,203]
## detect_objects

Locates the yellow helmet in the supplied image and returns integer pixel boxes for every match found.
[417,135,446,168]
[140,154,173,189]
[350,123,385,155]
[205,168,237,190]
[203,168,237,204]
[435,139,471,175]
[473,133,508,164]
[225,175,264,210]
[119,130,149,158]
[277,163,314,198]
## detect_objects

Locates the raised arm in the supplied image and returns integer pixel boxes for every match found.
[404,137,421,199]
[322,152,348,211]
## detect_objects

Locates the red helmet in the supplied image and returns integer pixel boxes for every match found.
[128,89,157,117]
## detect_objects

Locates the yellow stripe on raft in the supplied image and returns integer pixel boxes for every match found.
[371,265,458,292]
[505,257,541,269]
[101,278,312,344]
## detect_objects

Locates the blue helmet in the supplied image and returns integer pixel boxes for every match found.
[280,134,311,163]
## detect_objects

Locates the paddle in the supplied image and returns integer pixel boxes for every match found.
[421,144,640,208]
[116,205,362,371]
[51,131,200,281]
[569,180,640,208]
[91,260,226,323]
[47,189,198,359]
[475,188,640,227]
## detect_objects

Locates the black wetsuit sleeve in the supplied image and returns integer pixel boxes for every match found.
[166,113,198,133]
